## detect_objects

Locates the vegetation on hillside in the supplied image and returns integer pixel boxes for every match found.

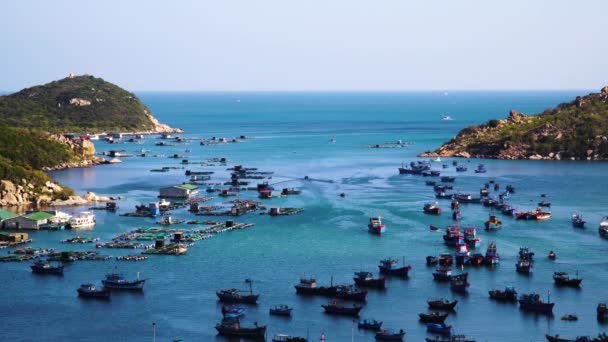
[0,75,157,133]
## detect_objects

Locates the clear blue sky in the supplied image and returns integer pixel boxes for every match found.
[1,0,607,91]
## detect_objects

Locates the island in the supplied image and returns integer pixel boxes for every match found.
[420,86,608,161]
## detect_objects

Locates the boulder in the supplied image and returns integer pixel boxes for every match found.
[0,180,15,193]
[529,154,543,160]
[509,110,525,123]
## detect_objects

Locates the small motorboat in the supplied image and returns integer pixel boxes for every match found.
[427,323,452,336]
[419,312,448,324]
[599,216,608,238]
[368,216,387,235]
[538,201,551,207]
[322,300,362,316]
[450,273,469,293]
[427,298,458,311]
[354,272,387,289]
[77,283,111,299]
[430,224,440,232]
[30,260,64,275]
[375,329,406,341]
[440,176,455,183]
[545,334,591,342]
[515,259,532,274]
[433,267,452,282]
[548,250,557,260]
[489,286,517,302]
[358,318,383,331]
[571,213,586,228]
[424,203,442,215]
[222,305,246,318]
[553,272,582,287]
[269,304,292,316]
[561,314,579,321]
[484,214,502,231]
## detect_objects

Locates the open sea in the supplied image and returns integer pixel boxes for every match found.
[3,91,608,342]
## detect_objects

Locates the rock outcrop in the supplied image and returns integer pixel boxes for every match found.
[420,87,608,161]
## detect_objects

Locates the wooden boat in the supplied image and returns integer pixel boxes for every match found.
[358,318,383,330]
[427,298,458,310]
[538,201,551,207]
[518,208,552,220]
[443,226,461,247]
[294,278,367,301]
[484,215,502,231]
[454,193,481,204]
[427,323,452,335]
[481,198,498,208]
[354,272,386,289]
[484,242,500,265]
[269,305,292,316]
[215,318,266,339]
[548,251,557,260]
[440,176,455,182]
[519,247,535,261]
[426,256,438,266]
[469,253,485,266]
[424,203,442,215]
[30,260,64,275]
[597,303,608,322]
[561,314,578,321]
[455,165,467,172]
[419,312,448,324]
[450,273,469,293]
[489,286,517,301]
[454,244,470,265]
[545,335,590,342]
[518,293,554,313]
[516,259,532,274]
[426,336,476,342]
[436,191,453,199]
[272,334,307,342]
[102,272,146,291]
[451,210,462,221]
[77,283,111,299]
[378,258,411,277]
[321,300,362,316]
[375,329,406,341]
[433,267,452,282]
[553,272,582,287]
[463,227,480,249]
[599,217,608,238]
[438,254,453,266]
[571,213,586,228]
[222,305,246,318]
[430,224,440,231]
[217,287,259,304]
[423,170,441,177]
[368,216,387,235]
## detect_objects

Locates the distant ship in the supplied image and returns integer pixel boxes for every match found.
[441,115,454,121]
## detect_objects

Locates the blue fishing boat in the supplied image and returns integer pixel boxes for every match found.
[375,329,406,341]
[368,216,387,235]
[427,323,452,335]
[571,213,586,228]
[77,283,111,299]
[358,318,383,330]
[441,176,456,182]
[269,304,292,316]
[518,293,554,313]
[222,305,246,318]
[455,165,467,172]
[484,214,502,231]
[484,242,500,265]
[31,260,64,275]
[101,271,146,291]
[378,258,411,277]
[454,244,470,265]
[450,273,469,293]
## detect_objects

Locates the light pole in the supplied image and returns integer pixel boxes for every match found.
[152,322,156,342]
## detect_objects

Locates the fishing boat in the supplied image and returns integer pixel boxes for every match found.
[427,298,458,310]
[484,214,502,231]
[597,303,608,322]
[269,305,292,316]
[443,226,461,246]
[419,312,448,324]
[68,212,96,229]
[519,247,535,261]
[463,227,480,249]
[548,251,557,260]
[294,278,367,301]
[518,293,554,313]
[354,272,387,289]
[455,165,467,172]
[222,305,246,318]
[545,335,590,342]
[358,318,383,330]
[515,259,532,274]
[426,336,477,342]
[481,197,498,207]
[599,216,608,238]
[272,334,307,342]
[30,260,64,275]
[440,176,456,182]
[217,288,259,304]
[553,272,582,287]
[454,193,481,204]
[430,224,440,231]
[424,203,442,215]
[571,213,586,228]
[517,208,552,220]
[321,300,362,316]
[436,191,453,199]
[102,271,146,291]
[501,205,516,216]
[438,254,453,266]
[538,201,551,207]
[451,210,461,221]
[215,318,266,339]
[375,329,406,341]
[479,188,489,198]
[561,314,578,321]
[474,164,486,173]
[454,244,470,265]
[368,217,387,235]
[426,256,438,266]
[427,323,452,336]
[77,283,111,299]
[469,253,484,266]
[378,258,411,277]
[450,273,469,293]
[489,286,517,301]
[432,267,452,282]
[484,242,500,265]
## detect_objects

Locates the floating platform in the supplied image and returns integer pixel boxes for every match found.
[116,255,148,261]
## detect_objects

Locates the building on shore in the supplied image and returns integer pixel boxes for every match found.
[159,184,199,199]
[3,212,54,230]
[0,210,18,229]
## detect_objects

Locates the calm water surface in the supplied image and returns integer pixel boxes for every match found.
[3,91,608,342]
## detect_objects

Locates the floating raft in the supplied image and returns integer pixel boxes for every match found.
[120,212,156,218]
[116,255,148,261]
[199,222,254,234]
[143,243,188,255]
[62,236,100,244]
[267,208,304,216]
[0,254,36,262]
[47,251,112,262]
[97,241,151,249]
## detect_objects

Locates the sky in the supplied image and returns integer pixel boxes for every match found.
[1,0,607,91]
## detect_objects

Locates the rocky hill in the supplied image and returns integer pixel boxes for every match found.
[420,87,608,161]
[0,75,181,133]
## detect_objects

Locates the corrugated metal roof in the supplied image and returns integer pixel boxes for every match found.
[0,209,18,220]
[175,184,198,190]
[25,212,54,221]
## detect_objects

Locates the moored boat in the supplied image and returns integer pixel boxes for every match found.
[217,288,259,304]
[518,293,554,313]
[484,242,500,265]
[354,272,387,289]
[454,244,470,265]
[553,272,582,287]
[545,334,590,342]
[294,278,367,301]
[489,286,517,301]
[433,267,452,282]
[597,303,608,322]
[77,283,111,299]
[424,203,442,215]
[419,312,448,324]
[368,216,387,235]
[454,193,481,204]
[440,176,455,182]
[269,305,292,316]
[215,318,266,339]
[455,165,467,172]
[427,298,458,311]
[426,336,476,342]
[68,211,96,229]
[484,214,502,231]
[571,213,586,228]
[438,254,453,266]
[30,260,64,275]
[599,216,608,238]
[450,273,469,293]
[378,258,411,277]
[427,323,452,335]
[321,300,362,316]
[222,305,246,318]
[375,329,406,341]
[272,334,307,342]
[515,259,532,274]
[102,272,146,290]
[358,318,383,330]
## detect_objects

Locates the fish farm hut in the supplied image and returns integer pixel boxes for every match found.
[3,212,55,230]
[159,184,199,199]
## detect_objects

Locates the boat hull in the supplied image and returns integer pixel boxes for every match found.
[102,279,145,291]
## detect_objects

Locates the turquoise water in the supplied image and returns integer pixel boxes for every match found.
[3,91,608,341]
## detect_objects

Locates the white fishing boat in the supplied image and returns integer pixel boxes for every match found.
[68,212,96,228]
[441,115,454,121]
